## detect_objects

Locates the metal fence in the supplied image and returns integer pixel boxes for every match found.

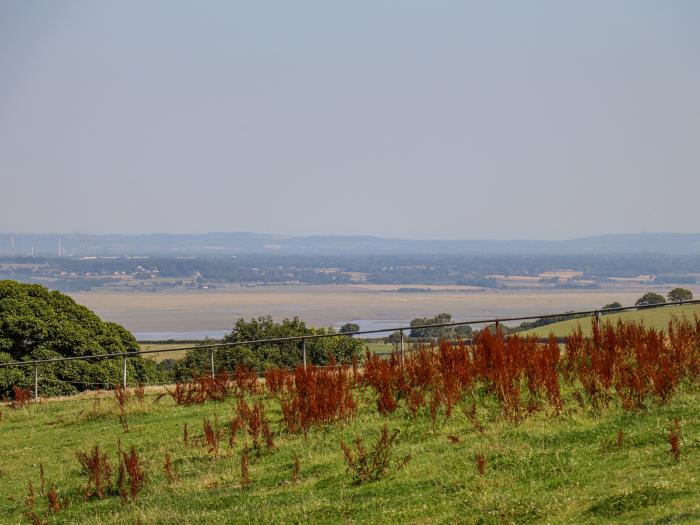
[2,298,699,401]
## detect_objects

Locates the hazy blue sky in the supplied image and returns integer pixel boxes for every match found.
[1,1,698,240]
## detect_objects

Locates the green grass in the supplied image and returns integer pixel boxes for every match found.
[362,340,394,355]
[2,383,700,524]
[523,303,700,338]
[139,343,192,362]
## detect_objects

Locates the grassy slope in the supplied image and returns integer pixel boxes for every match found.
[523,303,700,338]
[2,385,700,524]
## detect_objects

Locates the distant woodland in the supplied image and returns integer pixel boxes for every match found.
[0,253,697,292]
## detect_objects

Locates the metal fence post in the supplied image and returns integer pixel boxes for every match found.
[210,347,215,378]
[302,338,307,371]
[34,365,38,402]
[122,355,127,388]
[495,319,500,334]
[594,310,600,331]
[400,329,405,365]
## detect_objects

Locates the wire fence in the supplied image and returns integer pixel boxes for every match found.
[2,299,699,401]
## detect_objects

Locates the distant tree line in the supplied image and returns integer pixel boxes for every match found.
[1,254,699,291]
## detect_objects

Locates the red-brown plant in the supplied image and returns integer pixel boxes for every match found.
[75,446,112,499]
[291,455,300,482]
[277,362,356,433]
[121,446,146,500]
[12,386,32,408]
[164,451,176,484]
[203,418,223,457]
[264,368,291,396]
[39,463,45,495]
[46,485,66,513]
[669,418,681,462]
[135,383,146,403]
[26,481,36,507]
[240,447,251,487]
[114,384,130,410]
[475,453,486,476]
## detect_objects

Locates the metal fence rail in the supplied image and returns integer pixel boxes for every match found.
[2,299,699,400]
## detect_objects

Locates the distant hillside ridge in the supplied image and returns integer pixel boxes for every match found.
[2,232,700,256]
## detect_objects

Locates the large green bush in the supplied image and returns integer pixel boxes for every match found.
[0,280,159,397]
[171,316,363,380]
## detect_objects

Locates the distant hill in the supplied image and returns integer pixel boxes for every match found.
[2,232,700,256]
[523,303,700,338]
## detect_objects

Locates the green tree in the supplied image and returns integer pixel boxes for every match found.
[602,302,622,310]
[635,292,666,306]
[667,288,693,303]
[339,323,360,334]
[0,280,159,397]
[175,316,363,377]
[409,313,472,340]
[386,331,403,344]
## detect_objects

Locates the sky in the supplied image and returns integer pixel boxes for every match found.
[1,1,699,240]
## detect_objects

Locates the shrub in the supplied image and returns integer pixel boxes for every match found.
[339,424,410,484]
[11,386,32,408]
[163,452,176,484]
[121,446,146,500]
[475,453,486,475]
[75,446,112,499]
[669,419,681,462]
[0,281,160,398]
[291,456,300,482]
[202,418,223,457]
[240,448,251,487]
[46,485,67,513]
[277,363,356,433]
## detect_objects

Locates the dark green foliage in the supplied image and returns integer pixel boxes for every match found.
[635,292,666,306]
[0,280,159,396]
[339,323,360,334]
[602,302,622,310]
[171,316,363,378]
[409,313,472,339]
[512,311,584,333]
[667,288,693,303]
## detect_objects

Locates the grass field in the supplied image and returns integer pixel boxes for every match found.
[523,303,700,338]
[138,343,192,363]
[2,380,700,524]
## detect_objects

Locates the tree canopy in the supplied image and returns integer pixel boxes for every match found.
[339,323,360,334]
[602,302,622,310]
[667,288,693,303]
[635,292,666,306]
[173,316,363,378]
[409,313,472,340]
[0,280,158,397]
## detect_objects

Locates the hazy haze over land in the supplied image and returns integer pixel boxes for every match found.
[2,1,699,239]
